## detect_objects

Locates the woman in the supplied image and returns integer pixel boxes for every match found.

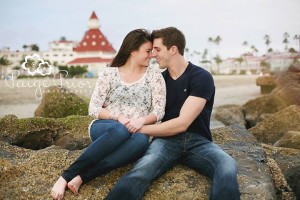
[50,29,166,200]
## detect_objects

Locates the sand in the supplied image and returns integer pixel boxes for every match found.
[0,75,261,118]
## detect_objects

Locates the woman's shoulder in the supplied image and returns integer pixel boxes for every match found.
[99,67,118,77]
[147,66,163,77]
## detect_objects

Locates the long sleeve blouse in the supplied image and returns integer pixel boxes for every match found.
[89,66,166,122]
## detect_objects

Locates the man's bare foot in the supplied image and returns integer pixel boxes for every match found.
[67,175,83,195]
[50,176,67,200]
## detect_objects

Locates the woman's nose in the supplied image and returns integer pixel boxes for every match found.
[150,50,156,58]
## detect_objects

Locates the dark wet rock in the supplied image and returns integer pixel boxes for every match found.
[212,125,277,199]
[263,144,299,200]
[34,86,89,118]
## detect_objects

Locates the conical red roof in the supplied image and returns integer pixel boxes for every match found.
[90,11,98,19]
[74,12,115,53]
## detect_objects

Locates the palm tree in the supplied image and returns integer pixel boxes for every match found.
[22,45,28,51]
[294,34,300,53]
[213,54,222,73]
[267,48,273,54]
[201,49,209,62]
[263,35,271,54]
[214,36,222,62]
[0,56,11,78]
[208,37,214,65]
[283,32,290,51]
[250,45,259,56]
[214,36,222,45]
[235,57,244,73]
[242,41,248,54]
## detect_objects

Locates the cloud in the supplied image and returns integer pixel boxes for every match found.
[21,54,53,76]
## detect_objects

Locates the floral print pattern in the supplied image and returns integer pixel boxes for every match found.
[89,66,166,121]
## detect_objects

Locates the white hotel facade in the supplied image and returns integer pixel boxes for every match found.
[0,11,116,78]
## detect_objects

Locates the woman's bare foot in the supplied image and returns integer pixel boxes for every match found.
[67,175,83,195]
[50,176,67,200]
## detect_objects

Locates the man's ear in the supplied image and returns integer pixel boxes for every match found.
[170,46,178,55]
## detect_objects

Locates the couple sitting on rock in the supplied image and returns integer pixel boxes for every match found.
[51,27,240,200]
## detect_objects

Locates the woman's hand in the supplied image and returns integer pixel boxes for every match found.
[125,117,145,133]
[117,114,130,125]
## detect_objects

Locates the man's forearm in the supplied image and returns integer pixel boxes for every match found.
[139,117,188,137]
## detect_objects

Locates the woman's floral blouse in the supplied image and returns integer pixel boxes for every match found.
[89,66,166,122]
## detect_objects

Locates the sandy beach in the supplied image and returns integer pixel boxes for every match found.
[0,75,261,118]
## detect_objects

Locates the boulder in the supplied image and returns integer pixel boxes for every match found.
[213,105,246,128]
[272,63,300,106]
[34,86,89,118]
[274,131,300,150]
[256,75,276,94]
[243,94,288,127]
[0,126,280,199]
[263,144,300,199]
[0,115,93,150]
[249,105,300,145]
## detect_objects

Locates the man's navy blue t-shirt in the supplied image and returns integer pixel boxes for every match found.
[161,62,215,141]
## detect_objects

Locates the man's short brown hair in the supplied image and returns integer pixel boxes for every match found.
[151,27,186,55]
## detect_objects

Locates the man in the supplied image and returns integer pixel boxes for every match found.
[105,27,240,200]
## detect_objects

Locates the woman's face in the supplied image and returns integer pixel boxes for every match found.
[132,41,153,67]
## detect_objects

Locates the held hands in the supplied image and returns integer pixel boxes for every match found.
[125,117,145,133]
[117,114,130,125]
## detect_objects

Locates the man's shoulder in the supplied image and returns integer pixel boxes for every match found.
[188,63,213,79]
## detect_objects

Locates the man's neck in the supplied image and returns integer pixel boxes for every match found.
[168,57,189,80]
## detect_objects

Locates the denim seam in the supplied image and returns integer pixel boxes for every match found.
[88,119,96,141]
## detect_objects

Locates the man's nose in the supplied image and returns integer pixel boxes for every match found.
[150,50,157,58]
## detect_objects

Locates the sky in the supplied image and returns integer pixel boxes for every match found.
[0,0,300,59]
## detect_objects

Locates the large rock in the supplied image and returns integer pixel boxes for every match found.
[274,131,300,150]
[0,126,280,199]
[213,105,246,128]
[0,115,92,150]
[256,75,276,94]
[249,105,300,145]
[34,86,89,118]
[243,94,288,127]
[272,63,300,106]
[263,144,300,199]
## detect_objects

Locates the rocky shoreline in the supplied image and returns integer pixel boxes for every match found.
[0,65,299,199]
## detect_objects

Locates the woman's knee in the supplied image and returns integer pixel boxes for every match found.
[131,134,149,150]
[89,120,129,141]
[109,123,130,139]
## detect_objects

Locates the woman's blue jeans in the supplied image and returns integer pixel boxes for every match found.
[61,120,149,183]
[105,132,240,200]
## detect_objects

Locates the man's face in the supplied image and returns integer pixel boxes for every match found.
[152,38,171,69]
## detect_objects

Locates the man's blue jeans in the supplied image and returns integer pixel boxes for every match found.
[61,120,149,183]
[105,132,240,200]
